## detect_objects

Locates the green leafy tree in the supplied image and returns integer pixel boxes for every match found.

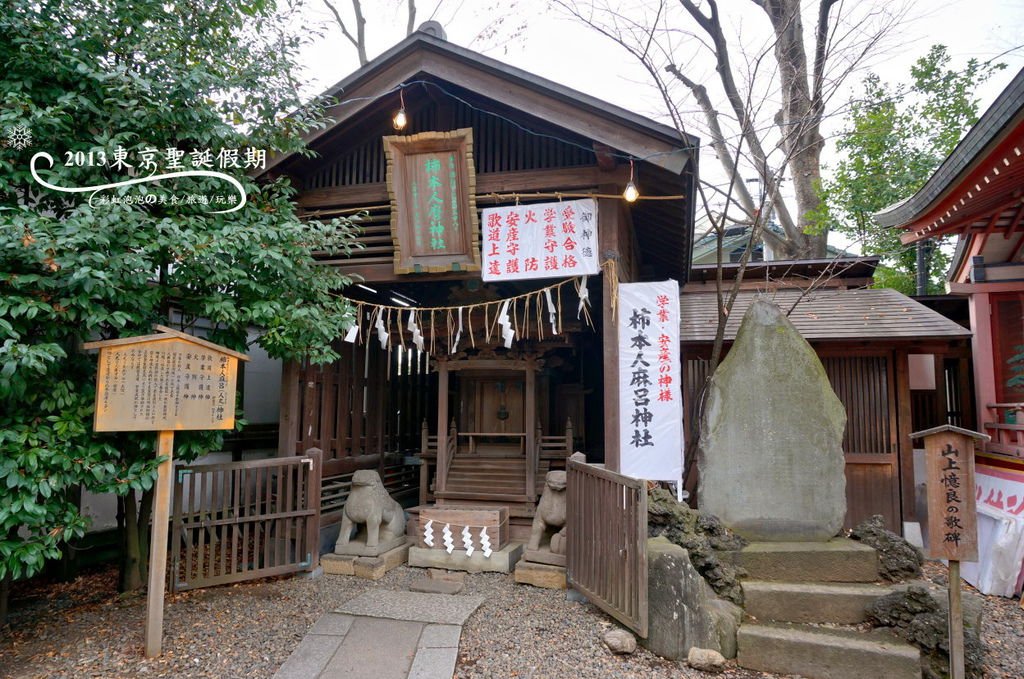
[816,45,1004,293]
[0,0,357,594]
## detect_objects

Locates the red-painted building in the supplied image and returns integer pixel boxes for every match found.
[876,67,1024,459]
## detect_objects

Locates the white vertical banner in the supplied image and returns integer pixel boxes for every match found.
[618,280,684,482]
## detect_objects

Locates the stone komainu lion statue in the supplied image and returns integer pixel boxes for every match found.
[337,469,405,549]
[528,470,567,551]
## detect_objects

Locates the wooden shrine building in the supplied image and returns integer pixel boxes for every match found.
[258,28,698,542]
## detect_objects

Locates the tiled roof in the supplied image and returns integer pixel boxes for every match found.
[680,287,971,342]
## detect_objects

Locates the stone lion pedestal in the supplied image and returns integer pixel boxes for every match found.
[322,469,410,580]
[514,469,570,589]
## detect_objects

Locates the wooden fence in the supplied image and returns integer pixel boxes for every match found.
[170,450,322,592]
[566,457,648,638]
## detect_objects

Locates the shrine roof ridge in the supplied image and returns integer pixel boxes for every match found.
[261,29,699,176]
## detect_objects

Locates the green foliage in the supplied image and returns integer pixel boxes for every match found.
[814,45,1004,293]
[0,0,357,581]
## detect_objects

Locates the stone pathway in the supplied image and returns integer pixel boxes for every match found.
[273,591,484,679]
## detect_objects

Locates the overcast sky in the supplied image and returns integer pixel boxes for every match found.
[293,0,1024,250]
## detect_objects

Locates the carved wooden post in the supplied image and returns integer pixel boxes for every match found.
[912,424,987,679]
[565,417,574,456]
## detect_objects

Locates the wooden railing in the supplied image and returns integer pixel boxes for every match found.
[537,418,575,465]
[170,449,321,592]
[566,456,648,638]
[983,403,1024,458]
[321,459,420,522]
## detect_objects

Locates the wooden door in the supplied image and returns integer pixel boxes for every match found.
[820,353,902,532]
[459,375,525,433]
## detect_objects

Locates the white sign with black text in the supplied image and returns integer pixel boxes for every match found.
[618,280,684,483]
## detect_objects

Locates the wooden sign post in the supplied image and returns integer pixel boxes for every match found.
[911,424,988,679]
[84,325,248,658]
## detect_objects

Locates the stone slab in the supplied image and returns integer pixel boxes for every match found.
[408,542,523,573]
[513,561,567,589]
[428,568,465,584]
[321,616,422,679]
[699,299,847,541]
[321,553,357,576]
[308,613,356,636]
[335,534,408,557]
[743,581,897,624]
[407,646,459,679]
[324,542,409,580]
[728,539,879,583]
[337,590,485,626]
[410,578,464,595]
[523,548,566,567]
[272,632,343,679]
[417,624,462,649]
[737,622,920,679]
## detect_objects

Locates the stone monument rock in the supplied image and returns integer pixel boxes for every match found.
[698,298,846,541]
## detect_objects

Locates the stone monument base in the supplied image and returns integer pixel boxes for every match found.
[334,534,408,557]
[322,540,410,580]
[514,561,567,589]
[523,547,566,567]
[408,542,523,573]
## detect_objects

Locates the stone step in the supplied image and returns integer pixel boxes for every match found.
[737,623,920,679]
[743,580,897,624]
[727,539,879,582]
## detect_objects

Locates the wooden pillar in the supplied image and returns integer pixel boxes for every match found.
[895,349,915,524]
[968,292,997,429]
[525,357,537,502]
[436,359,449,494]
[278,361,300,456]
[599,191,622,472]
[144,430,174,657]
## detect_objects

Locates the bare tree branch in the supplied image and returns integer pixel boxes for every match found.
[322,0,368,65]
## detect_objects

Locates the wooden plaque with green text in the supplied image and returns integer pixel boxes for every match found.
[383,128,480,274]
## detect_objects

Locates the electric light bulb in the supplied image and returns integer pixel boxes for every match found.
[623,181,639,203]
[393,107,407,130]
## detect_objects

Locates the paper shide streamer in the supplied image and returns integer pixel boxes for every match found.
[338,272,601,354]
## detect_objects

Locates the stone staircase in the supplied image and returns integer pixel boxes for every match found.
[732,539,922,679]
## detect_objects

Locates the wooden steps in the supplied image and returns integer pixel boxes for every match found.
[436,455,549,501]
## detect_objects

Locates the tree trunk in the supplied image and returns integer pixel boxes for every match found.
[137,487,154,585]
[120,490,144,592]
[0,571,9,629]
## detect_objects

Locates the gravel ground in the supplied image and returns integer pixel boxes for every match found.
[2,560,1022,679]
[921,560,1024,679]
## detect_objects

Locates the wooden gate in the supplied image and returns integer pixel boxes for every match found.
[566,457,648,637]
[170,450,322,592]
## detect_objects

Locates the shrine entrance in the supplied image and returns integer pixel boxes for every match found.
[435,357,541,504]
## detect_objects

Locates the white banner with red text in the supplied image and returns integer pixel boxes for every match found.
[481,198,599,281]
